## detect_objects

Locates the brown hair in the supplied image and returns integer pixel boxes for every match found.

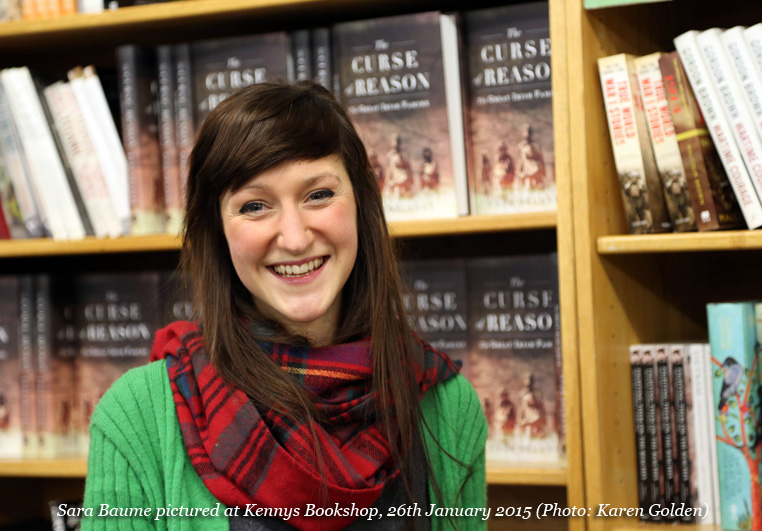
[180,80,446,520]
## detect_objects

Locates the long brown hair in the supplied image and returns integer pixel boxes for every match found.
[180,80,442,518]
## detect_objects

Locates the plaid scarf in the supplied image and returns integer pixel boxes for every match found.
[150,321,459,530]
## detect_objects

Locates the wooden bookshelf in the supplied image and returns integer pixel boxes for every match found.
[486,464,568,487]
[598,230,762,254]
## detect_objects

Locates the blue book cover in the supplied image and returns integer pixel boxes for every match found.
[706,302,762,530]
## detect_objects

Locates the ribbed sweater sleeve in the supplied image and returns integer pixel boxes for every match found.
[421,374,488,531]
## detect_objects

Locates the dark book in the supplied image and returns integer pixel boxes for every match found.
[174,43,194,215]
[641,345,663,521]
[117,44,165,235]
[466,253,562,464]
[49,500,83,531]
[191,32,292,131]
[157,45,183,234]
[291,30,313,82]
[463,1,556,215]
[630,345,650,519]
[659,51,744,231]
[333,11,468,221]
[73,272,160,449]
[18,275,36,457]
[159,270,193,327]
[311,27,333,92]
[669,344,695,522]
[655,345,676,520]
[0,276,22,458]
[400,259,470,380]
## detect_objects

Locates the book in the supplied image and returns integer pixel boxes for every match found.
[659,51,744,231]
[0,276,22,458]
[706,302,762,530]
[191,32,292,132]
[311,27,333,92]
[655,345,677,520]
[597,53,672,234]
[634,52,696,231]
[173,43,194,218]
[73,272,160,449]
[641,345,663,519]
[117,45,165,235]
[463,2,556,215]
[669,344,695,522]
[400,259,470,379]
[291,30,313,82]
[629,345,650,518]
[674,31,762,229]
[18,275,36,457]
[0,143,31,239]
[467,253,562,464]
[334,11,468,221]
[157,45,183,234]
[722,27,762,160]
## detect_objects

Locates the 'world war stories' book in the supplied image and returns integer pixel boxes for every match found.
[467,253,563,464]
[334,11,468,221]
[463,1,556,215]
[706,302,762,530]
[400,259,470,380]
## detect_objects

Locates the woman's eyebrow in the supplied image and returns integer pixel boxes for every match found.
[238,172,341,192]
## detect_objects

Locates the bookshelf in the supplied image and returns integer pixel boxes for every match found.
[0,0,584,529]
[567,1,762,531]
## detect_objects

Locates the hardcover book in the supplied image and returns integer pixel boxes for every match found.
[706,302,762,530]
[641,345,663,519]
[597,54,672,234]
[157,45,183,234]
[669,344,696,522]
[463,2,556,215]
[191,32,291,131]
[467,254,563,464]
[117,45,165,235]
[629,345,650,518]
[333,11,468,221]
[400,259,470,379]
[658,52,744,231]
[0,276,22,458]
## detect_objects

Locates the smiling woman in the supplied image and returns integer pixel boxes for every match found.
[81,81,487,531]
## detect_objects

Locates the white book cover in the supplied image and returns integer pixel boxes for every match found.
[685,342,715,524]
[634,52,696,231]
[703,343,721,524]
[697,29,762,217]
[674,30,762,229]
[743,23,762,78]
[43,82,122,238]
[68,67,130,235]
[0,68,83,240]
[722,27,762,151]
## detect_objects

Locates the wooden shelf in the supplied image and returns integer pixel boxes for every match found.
[613,525,719,531]
[486,463,567,486]
[0,213,556,258]
[0,458,87,478]
[597,230,762,254]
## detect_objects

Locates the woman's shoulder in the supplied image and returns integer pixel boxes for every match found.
[421,374,481,415]
[420,374,487,445]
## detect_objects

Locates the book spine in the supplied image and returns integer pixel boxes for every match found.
[669,344,694,522]
[18,275,36,458]
[674,30,762,229]
[157,45,183,235]
[0,277,22,458]
[117,45,164,235]
[598,54,671,234]
[722,27,762,153]
[641,345,663,519]
[34,274,55,458]
[706,302,762,530]
[311,27,333,91]
[697,29,762,219]
[634,52,696,232]
[686,343,715,524]
[656,345,677,518]
[173,43,193,219]
[290,29,312,82]
[0,68,85,240]
[630,345,650,519]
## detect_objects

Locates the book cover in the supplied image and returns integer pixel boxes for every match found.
[674,31,762,229]
[0,276,22,458]
[659,52,744,231]
[173,43,194,221]
[334,11,466,221]
[463,2,556,215]
[669,344,694,522]
[0,145,30,239]
[311,27,333,92]
[291,29,313,82]
[641,345,664,519]
[634,52,696,232]
[597,54,672,234]
[706,302,762,530]
[400,258,470,380]
[157,45,183,234]
[191,32,291,132]
[18,275,37,457]
[117,45,165,235]
[159,270,193,327]
[467,253,562,464]
[655,345,677,518]
[629,345,650,518]
[73,272,160,449]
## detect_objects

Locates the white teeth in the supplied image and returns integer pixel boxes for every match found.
[272,257,325,277]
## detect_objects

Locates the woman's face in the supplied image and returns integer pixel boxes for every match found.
[221,155,358,346]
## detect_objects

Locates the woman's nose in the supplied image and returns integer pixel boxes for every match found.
[276,208,313,254]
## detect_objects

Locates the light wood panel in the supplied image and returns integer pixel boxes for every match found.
[598,231,762,254]
[486,464,567,487]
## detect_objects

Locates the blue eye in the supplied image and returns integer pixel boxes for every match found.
[240,201,264,214]
[310,190,335,201]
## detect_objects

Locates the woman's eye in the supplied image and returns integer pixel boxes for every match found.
[240,201,265,214]
[309,190,335,201]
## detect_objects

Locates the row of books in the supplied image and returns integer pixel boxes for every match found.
[0,0,175,22]
[0,1,557,240]
[402,253,564,465]
[599,24,762,234]
[630,302,762,529]
[0,272,189,459]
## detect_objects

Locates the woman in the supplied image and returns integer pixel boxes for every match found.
[82,81,487,530]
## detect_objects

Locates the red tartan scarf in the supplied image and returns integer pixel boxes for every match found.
[150,320,459,530]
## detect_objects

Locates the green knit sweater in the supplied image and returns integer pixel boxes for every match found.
[81,360,488,531]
